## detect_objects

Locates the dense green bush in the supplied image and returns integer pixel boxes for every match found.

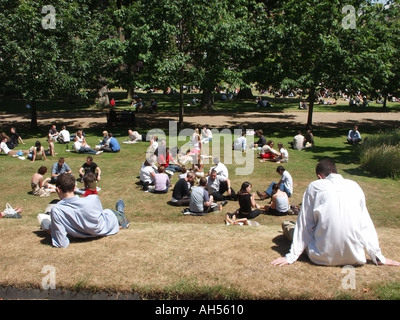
[358,129,400,179]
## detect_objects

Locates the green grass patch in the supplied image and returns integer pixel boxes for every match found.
[358,129,400,179]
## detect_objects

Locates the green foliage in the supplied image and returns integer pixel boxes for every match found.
[358,129,400,178]
[1,0,400,128]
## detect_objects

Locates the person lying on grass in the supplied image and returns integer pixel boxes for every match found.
[49,173,129,248]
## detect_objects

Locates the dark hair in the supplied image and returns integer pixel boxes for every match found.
[186,172,195,179]
[35,140,41,151]
[272,183,279,193]
[276,165,285,173]
[56,173,76,193]
[238,182,252,195]
[316,158,337,177]
[83,172,97,189]
[199,177,207,186]
[38,166,47,175]
[158,165,165,173]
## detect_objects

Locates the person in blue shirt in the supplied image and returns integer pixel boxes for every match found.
[99,133,120,152]
[50,157,72,184]
[49,173,129,248]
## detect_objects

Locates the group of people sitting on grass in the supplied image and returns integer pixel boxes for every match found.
[30,155,103,198]
[137,140,296,220]
[4,119,400,270]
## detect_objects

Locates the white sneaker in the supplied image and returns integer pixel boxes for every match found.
[96,151,103,155]
[18,156,25,160]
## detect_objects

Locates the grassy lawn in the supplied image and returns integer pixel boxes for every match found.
[1,91,400,300]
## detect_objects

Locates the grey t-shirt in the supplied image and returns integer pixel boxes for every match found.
[189,186,209,213]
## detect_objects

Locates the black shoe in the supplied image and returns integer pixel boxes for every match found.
[221,200,228,207]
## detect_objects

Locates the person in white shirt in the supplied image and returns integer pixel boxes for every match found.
[206,169,235,201]
[58,125,70,144]
[275,142,289,163]
[290,130,305,150]
[271,158,400,267]
[347,125,362,145]
[209,157,229,180]
[139,159,156,191]
[0,137,12,155]
[201,125,213,144]
[259,140,280,161]
[48,124,59,142]
[257,165,293,199]
[233,131,247,151]
[0,137,29,156]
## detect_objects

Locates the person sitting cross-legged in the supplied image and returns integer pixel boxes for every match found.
[183,177,227,215]
[169,172,195,206]
[206,169,236,202]
[149,165,171,194]
[347,125,362,145]
[98,132,121,153]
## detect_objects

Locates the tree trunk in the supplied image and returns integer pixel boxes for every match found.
[307,88,315,128]
[201,87,214,110]
[179,85,184,129]
[30,99,38,130]
[98,85,110,108]
[236,87,254,99]
[127,86,135,100]
[383,95,387,109]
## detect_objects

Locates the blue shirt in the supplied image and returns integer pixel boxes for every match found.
[109,137,121,152]
[52,162,71,175]
[50,195,119,248]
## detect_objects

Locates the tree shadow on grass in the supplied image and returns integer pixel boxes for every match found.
[342,167,387,179]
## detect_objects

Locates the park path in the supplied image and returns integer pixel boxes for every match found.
[2,110,400,130]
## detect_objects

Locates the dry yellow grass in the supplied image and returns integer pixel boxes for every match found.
[1,220,399,299]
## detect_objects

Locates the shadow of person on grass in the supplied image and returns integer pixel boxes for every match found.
[271,234,311,263]
[33,230,104,247]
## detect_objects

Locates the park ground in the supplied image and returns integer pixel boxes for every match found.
[1,105,400,301]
